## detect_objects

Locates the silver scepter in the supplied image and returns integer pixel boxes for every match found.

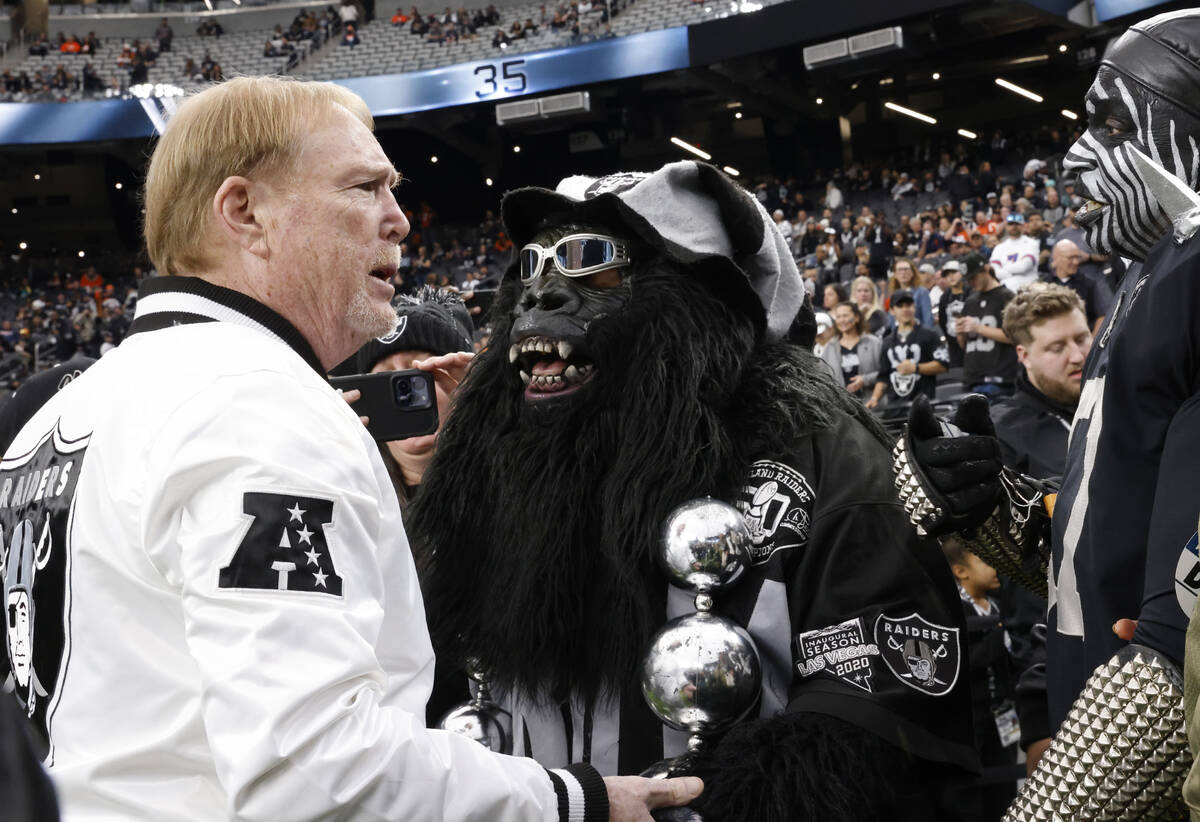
[640,498,762,778]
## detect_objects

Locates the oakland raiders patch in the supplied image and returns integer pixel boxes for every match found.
[794,617,879,693]
[875,613,960,697]
[219,493,343,597]
[735,460,814,564]
[0,423,91,760]
[1175,521,1200,618]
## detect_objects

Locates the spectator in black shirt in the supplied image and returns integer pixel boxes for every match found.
[991,283,1091,480]
[956,255,1018,400]
[866,289,949,419]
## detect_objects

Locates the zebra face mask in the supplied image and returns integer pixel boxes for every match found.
[1063,10,1200,261]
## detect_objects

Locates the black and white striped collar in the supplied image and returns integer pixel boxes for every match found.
[128,276,325,377]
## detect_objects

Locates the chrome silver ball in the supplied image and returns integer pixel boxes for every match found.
[640,611,762,736]
[659,498,752,595]
[438,703,513,754]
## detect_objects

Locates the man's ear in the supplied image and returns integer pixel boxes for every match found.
[212,176,269,260]
[950,562,970,583]
[1015,343,1029,367]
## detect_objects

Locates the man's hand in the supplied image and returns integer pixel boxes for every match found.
[1025,737,1051,777]
[603,776,703,822]
[895,359,917,375]
[1112,619,1137,641]
[846,375,864,394]
[864,395,879,409]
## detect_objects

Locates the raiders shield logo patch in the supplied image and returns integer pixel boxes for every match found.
[875,613,960,697]
[735,460,814,564]
[794,617,879,693]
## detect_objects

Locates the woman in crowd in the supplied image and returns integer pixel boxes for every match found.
[851,275,892,336]
[819,301,880,400]
[822,281,848,313]
[886,257,933,328]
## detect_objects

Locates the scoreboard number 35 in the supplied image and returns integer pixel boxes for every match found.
[474,59,528,98]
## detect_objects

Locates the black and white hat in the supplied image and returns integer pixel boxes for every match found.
[501,160,806,342]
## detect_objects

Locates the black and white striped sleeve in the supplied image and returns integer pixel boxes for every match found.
[547,764,609,822]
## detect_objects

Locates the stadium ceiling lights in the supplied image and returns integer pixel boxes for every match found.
[735,112,743,119]
[485,178,494,186]
[77,251,86,258]
[1062,109,1079,120]
[114,182,123,190]
[995,77,1044,102]
[884,101,937,125]
[19,242,27,250]
[430,155,438,163]
[957,128,978,139]
[722,166,740,177]
[931,72,941,80]
[670,137,713,161]
[513,145,521,153]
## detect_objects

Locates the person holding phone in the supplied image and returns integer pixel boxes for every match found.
[0,76,699,822]
[345,287,474,516]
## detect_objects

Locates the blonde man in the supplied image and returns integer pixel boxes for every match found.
[0,77,698,822]
[991,282,1091,479]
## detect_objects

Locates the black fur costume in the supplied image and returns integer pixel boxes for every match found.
[409,163,978,821]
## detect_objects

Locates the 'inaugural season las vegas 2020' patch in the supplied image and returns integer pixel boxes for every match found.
[794,617,879,693]
[875,613,960,697]
[735,460,815,564]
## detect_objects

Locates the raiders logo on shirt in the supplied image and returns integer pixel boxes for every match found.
[735,460,815,564]
[875,613,961,697]
[0,422,91,761]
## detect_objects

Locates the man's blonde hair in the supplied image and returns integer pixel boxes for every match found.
[144,76,374,277]
[1001,281,1085,345]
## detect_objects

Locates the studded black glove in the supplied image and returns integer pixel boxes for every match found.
[893,394,1003,538]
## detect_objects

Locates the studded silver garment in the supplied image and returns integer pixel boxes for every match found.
[1003,644,1191,822]
[891,437,943,537]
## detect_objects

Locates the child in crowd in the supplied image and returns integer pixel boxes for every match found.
[942,535,1021,821]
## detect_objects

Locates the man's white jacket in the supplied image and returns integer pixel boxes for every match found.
[0,276,605,822]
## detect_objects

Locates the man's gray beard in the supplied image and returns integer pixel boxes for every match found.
[347,286,397,342]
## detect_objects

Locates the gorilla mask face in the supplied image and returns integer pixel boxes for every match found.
[1065,66,1200,260]
[507,224,633,402]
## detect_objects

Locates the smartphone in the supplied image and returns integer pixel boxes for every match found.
[330,370,438,442]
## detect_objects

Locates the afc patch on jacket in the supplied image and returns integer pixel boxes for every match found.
[219,492,344,597]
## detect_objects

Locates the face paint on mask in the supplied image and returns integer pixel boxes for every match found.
[1063,11,1200,261]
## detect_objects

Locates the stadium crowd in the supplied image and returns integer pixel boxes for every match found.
[0,123,1092,395]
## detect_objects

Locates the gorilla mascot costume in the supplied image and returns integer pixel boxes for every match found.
[409,161,979,821]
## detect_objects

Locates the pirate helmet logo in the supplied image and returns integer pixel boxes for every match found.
[875,613,961,697]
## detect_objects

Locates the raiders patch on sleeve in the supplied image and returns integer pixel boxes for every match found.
[793,617,879,693]
[875,613,961,696]
[735,460,815,564]
[218,493,343,597]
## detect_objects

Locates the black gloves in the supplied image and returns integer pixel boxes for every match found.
[899,394,1004,538]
